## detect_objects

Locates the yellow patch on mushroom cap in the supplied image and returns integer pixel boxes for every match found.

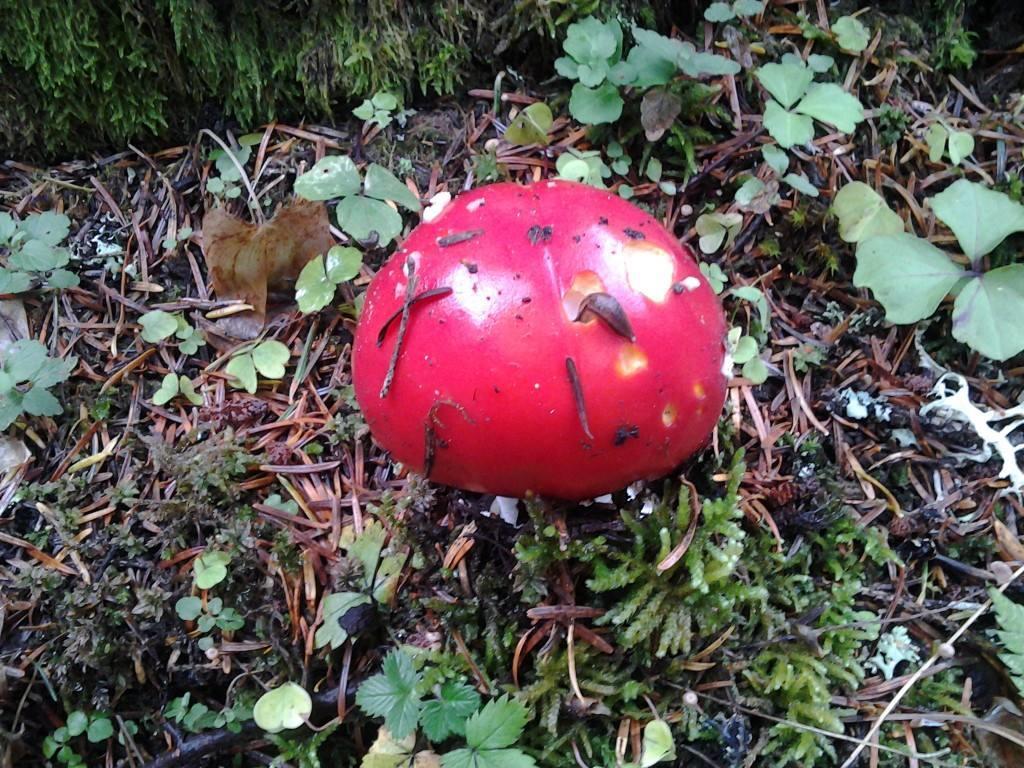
[661,403,677,427]
[562,270,606,321]
[616,344,649,377]
[693,381,706,399]
[624,242,675,302]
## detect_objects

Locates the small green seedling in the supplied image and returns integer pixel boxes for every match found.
[295,156,420,247]
[161,226,193,251]
[353,91,412,129]
[175,595,244,634]
[225,339,290,394]
[838,179,1024,360]
[165,693,252,734]
[556,149,611,188]
[153,373,203,406]
[639,719,676,767]
[207,136,261,200]
[504,102,553,146]
[925,121,975,166]
[295,245,362,314]
[700,262,728,294]
[0,339,76,430]
[253,682,313,734]
[138,310,205,354]
[755,54,864,148]
[192,549,231,589]
[0,210,79,293]
[43,710,116,768]
[696,212,743,254]
[831,15,870,53]
[704,0,764,23]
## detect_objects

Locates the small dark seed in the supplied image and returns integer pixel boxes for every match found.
[623,228,645,240]
[613,425,640,446]
[598,216,609,225]
[437,229,484,247]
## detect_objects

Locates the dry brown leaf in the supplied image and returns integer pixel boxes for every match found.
[994,518,1024,562]
[202,200,334,338]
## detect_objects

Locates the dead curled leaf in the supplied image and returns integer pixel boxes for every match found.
[994,518,1024,562]
[202,200,334,339]
[641,89,682,142]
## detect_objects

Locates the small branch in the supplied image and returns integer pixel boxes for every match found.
[380,257,418,398]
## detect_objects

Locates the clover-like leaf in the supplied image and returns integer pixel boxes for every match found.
[794,83,864,133]
[10,240,67,272]
[568,81,624,125]
[364,164,421,213]
[832,15,870,52]
[0,270,32,294]
[929,179,1024,263]
[194,550,231,590]
[336,196,404,246]
[294,156,361,201]
[704,2,735,22]
[807,53,835,72]
[755,61,814,109]
[225,353,257,393]
[178,376,204,406]
[66,711,89,737]
[853,233,965,323]
[47,269,79,289]
[947,130,974,166]
[640,719,676,767]
[562,16,622,74]
[86,717,114,743]
[295,255,336,315]
[175,596,203,621]
[951,265,1024,360]
[504,103,553,147]
[762,101,814,148]
[139,310,180,343]
[153,372,180,406]
[253,682,312,734]
[762,144,789,175]
[251,340,289,380]
[832,182,904,243]
[20,211,70,247]
[731,335,759,364]
[696,212,743,254]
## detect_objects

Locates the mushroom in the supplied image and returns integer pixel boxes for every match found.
[351,180,729,501]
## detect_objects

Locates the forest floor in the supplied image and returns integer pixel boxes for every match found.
[3,3,1024,768]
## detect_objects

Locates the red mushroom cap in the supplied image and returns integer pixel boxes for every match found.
[352,180,729,500]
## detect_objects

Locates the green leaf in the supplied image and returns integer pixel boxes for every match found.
[742,356,768,384]
[194,550,231,590]
[640,719,676,767]
[226,353,258,393]
[568,81,624,125]
[929,179,1024,262]
[42,736,59,758]
[831,182,904,242]
[703,2,735,22]
[762,101,814,148]
[364,164,421,212]
[178,376,204,406]
[832,15,870,52]
[294,156,361,201]
[21,386,62,417]
[355,649,423,740]
[947,130,974,165]
[504,103,553,147]
[853,233,965,323]
[562,16,622,75]
[253,682,313,734]
[86,717,114,743]
[0,213,15,244]
[782,172,819,197]
[951,266,1024,360]
[990,588,1024,695]
[926,123,947,163]
[732,335,759,364]
[20,211,70,247]
[734,178,766,207]
[733,0,765,15]
[206,177,225,195]
[762,145,789,175]
[295,256,336,314]
[0,270,32,294]
[353,99,375,121]
[175,596,203,621]
[139,310,180,343]
[372,92,399,111]
[755,61,813,109]
[326,245,362,283]
[5,339,48,381]
[10,240,65,272]
[695,212,743,254]
[794,83,864,133]
[731,285,770,329]
[421,683,482,741]
[680,51,740,78]
[336,196,404,246]
[47,269,79,289]
[251,340,289,379]
[315,591,372,649]
[465,696,529,750]
[645,158,662,183]
[153,372,180,406]
[807,53,835,72]
[66,711,89,737]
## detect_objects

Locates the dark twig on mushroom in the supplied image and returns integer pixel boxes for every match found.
[574,292,636,342]
[565,356,594,440]
[379,257,418,398]
[375,286,453,347]
[437,229,484,246]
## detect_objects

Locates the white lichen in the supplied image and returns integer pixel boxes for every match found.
[920,373,1024,497]
[866,626,921,680]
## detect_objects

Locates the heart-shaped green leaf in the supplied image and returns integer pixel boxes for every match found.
[294,156,360,201]
[336,196,404,246]
[794,83,864,133]
[253,682,312,734]
[325,245,362,283]
[226,354,258,393]
[364,164,421,212]
[929,179,1024,262]
[178,376,204,406]
[761,144,789,175]
[194,550,231,590]
[696,212,743,254]
[10,240,66,272]
[295,255,335,314]
[640,719,676,767]
[703,2,734,22]
[762,101,814,148]
[832,15,870,52]
[175,596,203,620]
[569,81,624,125]
[153,372,179,406]
[926,123,947,163]
[139,310,180,343]
[947,130,974,165]
[504,102,553,147]
[832,182,904,243]
[251,340,289,380]
[755,61,813,109]
[782,172,819,197]
[853,233,965,323]
[951,265,1024,360]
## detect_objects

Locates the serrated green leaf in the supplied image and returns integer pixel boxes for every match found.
[704,2,735,22]
[853,233,965,323]
[568,81,623,125]
[762,144,789,175]
[194,550,231,589]
[951,266,1024,360]
[755,61,813,109]
[504,103,553,147]
[364,164,421,212]
[782,172,819,197]
[326,245,362,283]
[356,649,422,740]
[832,182,904,243]
[991,588,1024,695]
[640,719,676,767]
[762,101,814,148]
[139,310,180,343]
[251,340,289,379]
[153,372,180,406]
[832,15,870,52]
[225,353,258,393]
[337,196,404,246]
[794,83,864,133]
[929,179,1024,262]
[253,682,312,734]
[294,156,361,201]
[421,683,482,742]
[20,211,70,247]
[465,696,529,750]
